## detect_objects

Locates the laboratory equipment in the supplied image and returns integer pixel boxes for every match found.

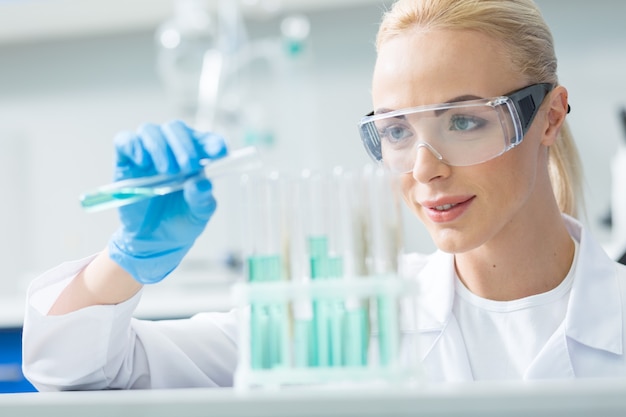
[233,273,419,389]
[156,0,219,116]
[233,166,420,390]
[280,14,311,56]
[296,168,368,368]
[240,172,291,370]
[361,165,404,366]
[80,146,261,213]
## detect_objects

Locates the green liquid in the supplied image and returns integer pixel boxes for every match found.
[247,254,287,369]
[80,190,154,212]
[247,254,282,283]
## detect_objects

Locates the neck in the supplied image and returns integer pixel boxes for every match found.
[454,210,575,302]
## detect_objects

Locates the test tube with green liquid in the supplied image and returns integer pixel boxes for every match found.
[288,175,316,368]
[301,168,370,369]
[241,172,290,370]
[327,255,346,367]
[331,168,370,368]
[307,234,331,367]
[362,165,404,367]
[299,170,334,367]
[80,146,261,212]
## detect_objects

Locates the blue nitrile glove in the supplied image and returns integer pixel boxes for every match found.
[107,120,227,284]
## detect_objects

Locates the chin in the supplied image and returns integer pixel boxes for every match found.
[428,228,477,254]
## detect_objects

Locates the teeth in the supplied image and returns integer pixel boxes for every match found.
[434,203,456,211]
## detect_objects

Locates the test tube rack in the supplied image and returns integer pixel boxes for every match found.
[233,166,420,389]
[231,275,421,390]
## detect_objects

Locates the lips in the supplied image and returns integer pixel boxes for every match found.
[420,196,475,223]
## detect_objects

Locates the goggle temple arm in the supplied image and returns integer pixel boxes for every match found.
[360,110,383,161]
[507,83,557,135]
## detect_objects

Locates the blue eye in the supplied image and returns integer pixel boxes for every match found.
[379,123,413,144]
[449,115,485,131]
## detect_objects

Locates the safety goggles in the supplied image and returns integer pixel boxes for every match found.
[358,83,556,173]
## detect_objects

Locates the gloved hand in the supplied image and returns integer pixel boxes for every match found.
[108,120,227,284]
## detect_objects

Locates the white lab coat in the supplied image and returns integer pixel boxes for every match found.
[21,215,626,390]
[22,267,239,391]
[405,214,626,381]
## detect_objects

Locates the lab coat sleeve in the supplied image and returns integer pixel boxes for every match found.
[22,255,239,391]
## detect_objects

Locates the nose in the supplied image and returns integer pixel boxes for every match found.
[411,142,450,183]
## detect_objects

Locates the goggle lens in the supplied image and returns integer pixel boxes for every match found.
[359,83,554,173]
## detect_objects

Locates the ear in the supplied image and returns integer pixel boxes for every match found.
[541,85,569,146]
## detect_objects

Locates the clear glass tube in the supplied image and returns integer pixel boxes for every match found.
[362,165,403,275]
[241,171,291,370]
[79,146,261,213]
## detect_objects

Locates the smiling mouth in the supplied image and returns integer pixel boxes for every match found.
[433,203,457,211]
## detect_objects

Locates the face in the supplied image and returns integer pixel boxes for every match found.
[372,29,552,253]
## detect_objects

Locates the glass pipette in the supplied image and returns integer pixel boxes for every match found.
[80,146,261,213]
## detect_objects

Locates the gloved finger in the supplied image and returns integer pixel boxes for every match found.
[161,120,204,174]
[195,130,228,161]
[184,177,217,223]
[137,123,178,175]
[114,131,151,167]
[113,130,154,181]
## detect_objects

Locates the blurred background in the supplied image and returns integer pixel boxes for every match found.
[0,0,625,297]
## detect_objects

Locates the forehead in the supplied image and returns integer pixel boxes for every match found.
[372,28,524,108]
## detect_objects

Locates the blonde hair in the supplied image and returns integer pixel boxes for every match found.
[376,0,583,217]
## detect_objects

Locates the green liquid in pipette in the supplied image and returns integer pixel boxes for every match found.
[79,171,198,212]
[80,146,261,213]
[80,189,162,212]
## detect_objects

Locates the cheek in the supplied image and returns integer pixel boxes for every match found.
[399,175,417,207]
[399,174,426,218]
[479,147,537,212]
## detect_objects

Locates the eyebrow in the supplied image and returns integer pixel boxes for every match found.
[373,94,484,116]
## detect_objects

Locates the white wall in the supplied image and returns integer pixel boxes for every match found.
[0,0,624,295]
[538,0,626,249]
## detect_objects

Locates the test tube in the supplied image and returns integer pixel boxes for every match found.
[362,165,404,367]
[330,168,369,368]
[297,168,370,368]
[296,170,328,367]
[362,165,403,276]
[80,146,261,212]
[328,167,359,278]
[326,168,348,367]
[241,171,290,370]
[241,171,287,281]
[288,174,316,368]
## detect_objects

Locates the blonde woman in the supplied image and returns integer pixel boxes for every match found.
[359,0,626,380]
[22,0,626,389]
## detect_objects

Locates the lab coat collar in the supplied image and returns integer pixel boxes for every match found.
[414,250,456,329]
[415,214,623,354]
[562,214,623,355]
